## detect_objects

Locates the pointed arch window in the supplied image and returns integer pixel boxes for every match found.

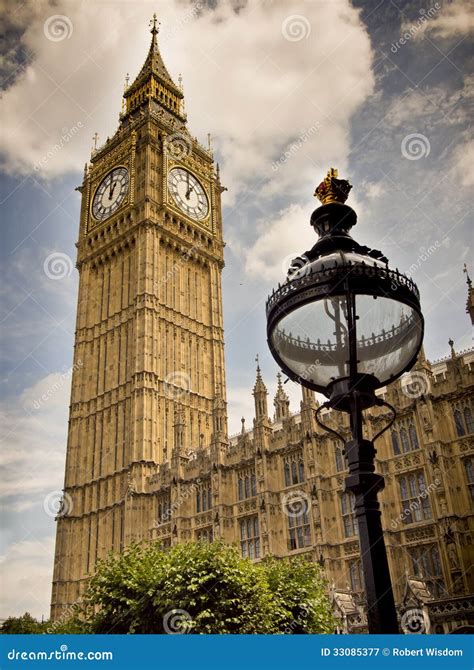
[283,451,305,486]
[400,428,410,453]
[464,458,474,501]
[335,447,345,472]
[409,423,419,450]
[391,430,401,455]
[454,409,465,437]
[464,407,473,434]
[341,492,357,537]
[238,468,256,501]
[398,471,432,523]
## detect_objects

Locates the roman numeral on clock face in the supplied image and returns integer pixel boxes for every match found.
[168,167,209,221]
[92,166,130,222]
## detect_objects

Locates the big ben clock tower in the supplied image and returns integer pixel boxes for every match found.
[51,16,227,618]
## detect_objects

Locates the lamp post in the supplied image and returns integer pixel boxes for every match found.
[266,169,424,634]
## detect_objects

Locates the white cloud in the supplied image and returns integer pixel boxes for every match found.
[243,203,317,281]
[0,372,69,502]
[1,0,374,204]
[452,138,474,187]
[0,538,55,619]
[420,0,474,40]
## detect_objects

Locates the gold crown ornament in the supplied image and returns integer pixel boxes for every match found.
[314,168,352,205]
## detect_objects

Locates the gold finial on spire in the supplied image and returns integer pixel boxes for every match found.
[464,263,472,287]
[314,168,352,205]
[124,73,130,89]
[150,13,159,35]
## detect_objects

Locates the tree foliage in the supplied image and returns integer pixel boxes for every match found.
[60,541,334,634]
[0,612,47,634]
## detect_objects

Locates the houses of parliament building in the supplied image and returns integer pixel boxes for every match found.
[51,17,474,633]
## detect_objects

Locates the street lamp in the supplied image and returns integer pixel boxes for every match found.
[266,169,424,634]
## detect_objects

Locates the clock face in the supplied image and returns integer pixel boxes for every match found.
[168,168,209,221]
[92,167,129,221]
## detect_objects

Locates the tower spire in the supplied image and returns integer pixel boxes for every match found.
[122,15,185,122]
[464,264,474,325]
[274,372,290,421]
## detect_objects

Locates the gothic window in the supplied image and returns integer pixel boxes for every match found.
[464,458,474,501]
[465,407,474,434]
[240,515,260,559]
[454,409,465,437]
[196,481,212,513]
[238,468,257,501]
[157,494,171,524]
[398,471,432,523]
[283,451,305,487]
[196,527,213,543]
[335,446,345,472]
[391,430,401,455]
[452,400,474,437]
[287,498,311,550]
[409,423,419,450]
[393,420,419,454]
[341,492,357,537]
[408,545,444,598]
[348,560,363,592]
[400,428,410,453]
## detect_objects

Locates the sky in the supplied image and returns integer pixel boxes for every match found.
[0,0,473,619]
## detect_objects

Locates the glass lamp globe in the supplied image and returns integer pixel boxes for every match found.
[266,170,424,406]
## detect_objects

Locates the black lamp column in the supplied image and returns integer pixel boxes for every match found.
[266,169,424,635]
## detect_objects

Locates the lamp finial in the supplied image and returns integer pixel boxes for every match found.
[314,168,352,205]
